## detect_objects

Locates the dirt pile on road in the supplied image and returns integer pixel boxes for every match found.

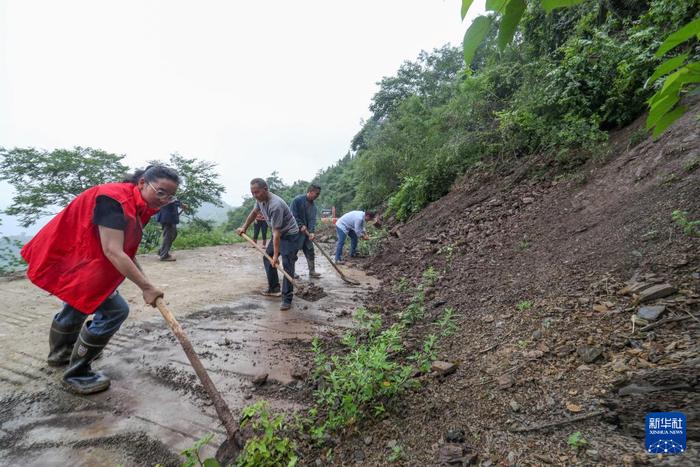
[330,104,700,464]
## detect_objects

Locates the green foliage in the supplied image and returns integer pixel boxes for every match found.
[393,277,411,293]
[0,221,25,275]
[683,157,700,173]
[567,431,588,449]
[356,225,388,257]
[310,319,415,438]
[516,237,531,250]
[516,300,533,311]
[180,433,220,467]
[388,443,405,462]
[409,334,438,373]
[421,266,439,287]
[460,1,699,139]
[237,401,298,467]
[672,210,700,238]
[400,291,426,325]
[541,0,585,13]
[463,16,494,66]
[436,307,458,337]
[149,153,225,213]
[139,219,242,253]
[0,146,129,227]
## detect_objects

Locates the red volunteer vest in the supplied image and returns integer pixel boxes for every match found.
[21,183,158,314]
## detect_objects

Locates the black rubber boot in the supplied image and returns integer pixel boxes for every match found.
[308,260,321,278]
[47,320,83,367]
[62,328,112,394]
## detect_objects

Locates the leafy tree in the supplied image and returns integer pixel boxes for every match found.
[460,0,700,137]
[149,153,225,213]
[0,146,129,227]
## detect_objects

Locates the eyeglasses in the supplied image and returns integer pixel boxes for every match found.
[147,181,176,201]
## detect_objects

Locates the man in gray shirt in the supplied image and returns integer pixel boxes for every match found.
[237,178,302,310]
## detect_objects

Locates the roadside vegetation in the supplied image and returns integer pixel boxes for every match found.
[314,0,698,221]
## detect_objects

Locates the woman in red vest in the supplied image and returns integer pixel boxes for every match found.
[21,165,180,394]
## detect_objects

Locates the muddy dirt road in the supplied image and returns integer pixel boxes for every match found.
[0,243,376,466]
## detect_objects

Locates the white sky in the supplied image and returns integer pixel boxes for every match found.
[0,0,485,235]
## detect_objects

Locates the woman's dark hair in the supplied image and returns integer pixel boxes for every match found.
[365,210,377,219]
[124,165,180,185]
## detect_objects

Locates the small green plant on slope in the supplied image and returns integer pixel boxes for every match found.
[400,291,426,325]
[409,334,438,373]
[393,277,411,293]
[516,300,533,311]
[357,225,388,257]
[180,433,220,467]
[310,320,415,440]
[567,431,588,449]
[436,307,458,337]
[388,443,405,462]
[672,210,700,238]
[237,401,298,467]
[421,266,439,287]
[438,244,455,264]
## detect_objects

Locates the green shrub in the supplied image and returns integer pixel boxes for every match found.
[672,210,700,237]
[310,321,415,438]
[237,401,298,467]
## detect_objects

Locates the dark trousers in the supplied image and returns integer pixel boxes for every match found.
[253,220,268,243]
[53,291,130,338]
[264,234,301,304]
[158,223,178,257]
[301,236,315,263]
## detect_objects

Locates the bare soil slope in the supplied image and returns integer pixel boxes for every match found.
[331,104,700,465]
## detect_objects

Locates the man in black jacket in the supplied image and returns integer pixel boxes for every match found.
[156,199,188,261]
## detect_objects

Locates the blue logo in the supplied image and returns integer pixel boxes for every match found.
[646,412,686,454]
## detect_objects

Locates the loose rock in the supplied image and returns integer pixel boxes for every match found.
[252,373,268,386]
[432,360,457,376]
[638,284,677,303]
[577,346,603,363]
[636,305,666,321]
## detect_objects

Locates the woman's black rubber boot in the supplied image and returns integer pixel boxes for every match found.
[47,320,83,367]
[62,327,111,394]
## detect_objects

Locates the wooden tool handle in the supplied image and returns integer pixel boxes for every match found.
[310,237,360,285]
[240,232,297,285]
[155,297,239,440]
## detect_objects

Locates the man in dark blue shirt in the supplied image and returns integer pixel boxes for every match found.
[290,184,321,278]
[155,199,188,261]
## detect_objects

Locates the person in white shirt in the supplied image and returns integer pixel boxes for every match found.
[334,210,377,263]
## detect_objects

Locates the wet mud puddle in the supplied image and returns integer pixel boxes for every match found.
[0,245,375,466]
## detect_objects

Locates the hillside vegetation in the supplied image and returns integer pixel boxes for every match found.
[314,0,698,219]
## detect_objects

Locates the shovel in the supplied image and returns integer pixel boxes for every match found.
[239,232,325,300]
[154,297,242,462]
[308,235,360,285]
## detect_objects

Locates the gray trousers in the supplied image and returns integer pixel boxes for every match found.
[158,223,178,257]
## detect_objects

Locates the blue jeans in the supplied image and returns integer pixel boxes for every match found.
[53,291,130,337]
[334,227,358,261]
[264,233,301,304]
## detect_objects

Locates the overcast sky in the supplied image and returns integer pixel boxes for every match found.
[0,0,485,235]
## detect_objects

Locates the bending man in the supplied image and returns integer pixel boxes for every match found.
[334,210,377,264]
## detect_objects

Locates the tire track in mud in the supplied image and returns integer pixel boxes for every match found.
[0,351,58,392]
